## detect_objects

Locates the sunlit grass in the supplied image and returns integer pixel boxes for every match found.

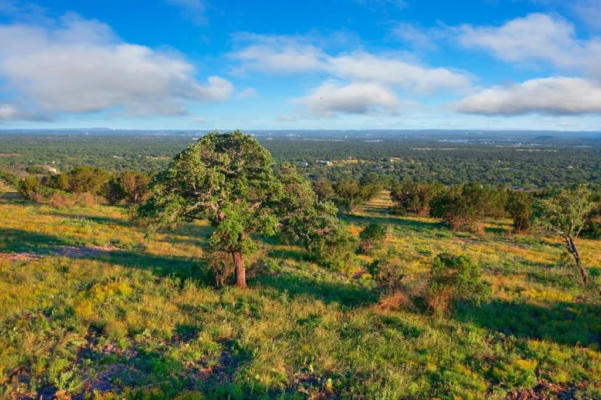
[0,190,600,399]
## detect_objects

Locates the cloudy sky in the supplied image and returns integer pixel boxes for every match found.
[1,0,601,130]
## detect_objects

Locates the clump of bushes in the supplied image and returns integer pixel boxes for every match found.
[390,181,442,216]
[106,171,150,205]
[16,166,150,209]
[430,184,507,232]
[427,253,490,315]
[358,223,387,254]
[333,178,381,213]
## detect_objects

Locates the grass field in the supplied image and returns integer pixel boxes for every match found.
[1,187,600,399]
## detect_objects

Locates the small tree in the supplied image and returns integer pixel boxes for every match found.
[106,171,150,205]
[358,223,387,254]
[390,181,442,216]
[506,191,534,233]
[533,185,594,285]
[137,131,282,288]
[17,176,41,201]
[313,179,334,202]
[428,253,490,315]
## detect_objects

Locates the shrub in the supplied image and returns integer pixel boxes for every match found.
[0,169,19,187]
[368,257,404,294]
[507,191,534,233]
[333,179,380,213]
[431,184,507,232]
[307,223,358,270]
[106,171,150,205]
[428,253,490,315]
[390,181,442,216]
[203,248,236,287]
[358,223,387,254]
[17,176,42,201]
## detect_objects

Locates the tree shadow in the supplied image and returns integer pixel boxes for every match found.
[0,228,205,282]
[0,228,73,253]
[342,213,443,232]
[257,271,377,309]
[46,211,131,227]
[454,299,601,348]
[267,247,310,263]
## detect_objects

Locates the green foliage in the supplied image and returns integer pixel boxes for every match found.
[137,131,282,287]
[428,253,490,314]
[24,165,46,174]
[507,191,534,233]
[47,166,110,194]
[305,217,358,270]
[533,185,594,238]
[333,179,380,213]
[358,223,387,254]
[533,185,595,285]
[106,171,150,205]
[0,169,18,187]
[17,175,42,200]
[431,184,507,232]
[390,181,442,216]
[313,179,334,202]
[368,256,404,294]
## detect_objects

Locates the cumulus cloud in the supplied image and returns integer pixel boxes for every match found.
[0,14,232,120]
[229,34,325,74]
[457,13,601,77]
[230,35,470,93]
[297,81,402,117]
[328,52,469,93]
[455,77,601,116]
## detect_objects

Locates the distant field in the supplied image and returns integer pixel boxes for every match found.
[1,187,600,399]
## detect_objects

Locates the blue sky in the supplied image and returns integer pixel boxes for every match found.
[1,0,601,130]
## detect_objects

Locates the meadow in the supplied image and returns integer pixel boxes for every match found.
[1,184,600,399]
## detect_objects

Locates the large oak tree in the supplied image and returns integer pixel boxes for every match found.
[137,131,282,288]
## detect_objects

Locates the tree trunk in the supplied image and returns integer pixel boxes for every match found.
[565,235,588,285]
[232,251,247,288]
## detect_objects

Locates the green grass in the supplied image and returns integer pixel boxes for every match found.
[0,189,600,399]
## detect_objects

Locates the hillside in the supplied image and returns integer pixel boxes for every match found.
[0,188,600,399]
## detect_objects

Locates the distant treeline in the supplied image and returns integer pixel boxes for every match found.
[6,164,600,240]
[1,134,601,188]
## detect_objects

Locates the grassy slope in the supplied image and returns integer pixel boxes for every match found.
[0,188,600,399]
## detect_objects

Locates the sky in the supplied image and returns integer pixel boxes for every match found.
[1,0,601,131]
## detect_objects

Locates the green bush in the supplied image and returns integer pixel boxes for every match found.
[358,223,387,254]
[428,253,490,315]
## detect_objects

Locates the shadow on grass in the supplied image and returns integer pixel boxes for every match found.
[257,271,377,309]
[0,228,205,282]
[454,299,601,348]
[47,211,131,227]
[342,213,443,232]
[267,247,310,263]
[0,228,74,253]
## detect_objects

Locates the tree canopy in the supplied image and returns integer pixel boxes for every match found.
[137,131,282,288]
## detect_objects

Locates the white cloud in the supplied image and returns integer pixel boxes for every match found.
[392,22,438,51]
[229,35,325,74]
[0,14,232,121]
[457,13,601,77]
[328,52,469,93]
[297,81,402,117]
[164,0,208,25]
[230,35,470,93]
[455,77,601,116]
